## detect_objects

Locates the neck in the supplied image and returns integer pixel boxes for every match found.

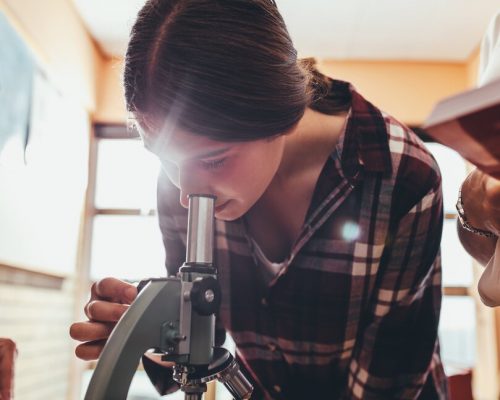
[276,107,348,181]
[245,108,349,257]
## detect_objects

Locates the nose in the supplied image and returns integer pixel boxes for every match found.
[161,161,213,208]
[178,167,210,209]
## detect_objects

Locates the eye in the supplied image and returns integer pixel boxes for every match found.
[201,157,227,170]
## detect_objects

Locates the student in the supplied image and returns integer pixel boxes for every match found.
[458,11,500,306]
[70,0,448,397]
[0,338,16,400]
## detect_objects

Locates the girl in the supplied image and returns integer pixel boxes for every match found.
[71,1,448,398]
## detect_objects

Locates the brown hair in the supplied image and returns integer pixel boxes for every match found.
[124,0,350,142]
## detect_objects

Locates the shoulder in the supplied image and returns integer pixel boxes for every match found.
[341,80,441,202]
[382,112,439,179]
[381,112,442,219]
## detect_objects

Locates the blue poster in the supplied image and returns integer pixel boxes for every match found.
[0,12,34,167]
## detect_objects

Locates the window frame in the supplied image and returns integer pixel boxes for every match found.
[414,126,499,398]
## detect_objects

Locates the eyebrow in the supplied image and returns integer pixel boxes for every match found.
[193,147,231,160]
[149,143,233,164]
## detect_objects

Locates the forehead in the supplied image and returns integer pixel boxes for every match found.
[143,128,233,162]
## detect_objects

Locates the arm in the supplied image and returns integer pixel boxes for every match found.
[457,169,499,266]
[344,166,446,399]
[457,220,497,266]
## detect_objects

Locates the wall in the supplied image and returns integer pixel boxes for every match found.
[0,0,104,399]
[0,0,103,113]
[467,46,481,87]
[318,59,469,126]
[94,58,127,124]
[0,278,76,399]
[96,58,471,126]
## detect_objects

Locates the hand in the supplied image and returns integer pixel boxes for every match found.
[0,338,17,400]
[70,277,137,360]
[461,168,500,235]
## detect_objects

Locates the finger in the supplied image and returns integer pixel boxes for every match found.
[94,277,137,304]
[69,321,115,342]
[75,340,107,361]
[88,281,100,302]
[84,300,129,322]
[0,338,17,354]
[0,339,16,400]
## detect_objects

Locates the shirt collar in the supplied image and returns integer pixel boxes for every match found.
[333,80,393,180]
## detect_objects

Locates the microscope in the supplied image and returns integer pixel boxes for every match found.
[84,195,253,400]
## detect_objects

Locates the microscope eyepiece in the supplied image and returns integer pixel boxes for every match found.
[186,195,216,265]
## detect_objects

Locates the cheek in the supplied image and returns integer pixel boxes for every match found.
[213,168,243,194]
[228,160,271,196]
[161,163,180,188]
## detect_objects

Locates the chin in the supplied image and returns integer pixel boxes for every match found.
[215,203,247,222]
[215,211,242,222]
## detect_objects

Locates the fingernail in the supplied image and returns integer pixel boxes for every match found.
[125,287,137,302]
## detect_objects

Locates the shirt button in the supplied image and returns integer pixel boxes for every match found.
[261,298,268,306]
[273,385,282,393]
[267,343,277,352]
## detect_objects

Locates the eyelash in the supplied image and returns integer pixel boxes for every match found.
[202,158,227,170]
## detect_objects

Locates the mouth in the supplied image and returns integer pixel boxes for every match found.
[215,200,230,213]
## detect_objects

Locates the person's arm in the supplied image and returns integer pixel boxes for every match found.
[0,338,17,400]
[457,220,497,266]
[342,163,446,399]
[457,168,499,266]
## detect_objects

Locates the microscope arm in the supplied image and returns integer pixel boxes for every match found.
[84,279,181,400]
[84,195,252,400]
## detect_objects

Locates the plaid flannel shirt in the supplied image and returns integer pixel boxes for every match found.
[145,80,448,399]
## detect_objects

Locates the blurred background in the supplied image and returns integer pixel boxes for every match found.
[0,0,499,399]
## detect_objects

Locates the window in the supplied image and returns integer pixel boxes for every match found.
[80,125,184,399]
[426,142,479,377]
[91,136,164,282]
[427,141,499,397]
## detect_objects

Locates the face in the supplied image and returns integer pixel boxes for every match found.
[144,129,286,221]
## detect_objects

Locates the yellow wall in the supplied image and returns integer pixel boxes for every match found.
[466,46,481,87]
[0,0,104,113]
[318,60,469,126]
[95,57,127,123]
[95,58,473,126]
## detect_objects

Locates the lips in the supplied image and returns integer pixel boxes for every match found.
[215,200,230,213]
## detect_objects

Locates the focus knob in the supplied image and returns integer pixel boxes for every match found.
[190,276,221,316]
